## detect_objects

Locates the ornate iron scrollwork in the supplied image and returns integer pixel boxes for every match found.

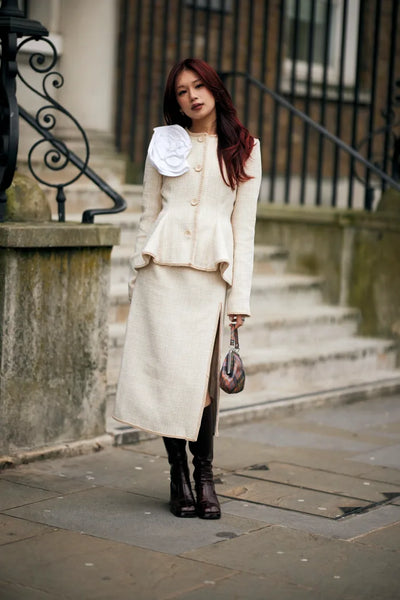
[16,36,90,222]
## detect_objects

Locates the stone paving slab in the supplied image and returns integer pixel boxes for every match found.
[296,396,400,432]
[349,444,400,469]
[0,581,56,600]
[220,421,384,453]
[0,529,235,600]
[223,438,400,483]
[127,435,277,476]
[222,499,400,541]
[172,571,326,600]
[181,524,400,600]
[217,473,369,518]
[2,445,149,481]
[1,447,171,501]
[352,521,400,550]
[256,418,399,447]
[131,431,400,486]
[237,461,400,503]
[371,421,400,439]
[1,447,222,504]
[0,514,55,546]
[215,435,353,470]
[356,466,400,485]
[0,481,59,512]
[1,396,399,599]
[0,466,97,495]
[4,485,267,556]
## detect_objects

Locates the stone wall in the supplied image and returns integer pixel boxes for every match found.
[255,205,400,342]
[0,222,119,456]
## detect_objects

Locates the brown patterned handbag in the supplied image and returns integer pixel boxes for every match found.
[219,327,245,394]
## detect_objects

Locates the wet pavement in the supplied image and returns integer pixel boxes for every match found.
[1,394,400,599]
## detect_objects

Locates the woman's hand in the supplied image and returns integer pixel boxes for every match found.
[228,314,246,330]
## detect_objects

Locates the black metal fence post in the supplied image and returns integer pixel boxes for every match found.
[0,0,48,221]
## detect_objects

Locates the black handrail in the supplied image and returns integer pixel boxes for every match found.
[19,106,127,224]
[220,70,400,195]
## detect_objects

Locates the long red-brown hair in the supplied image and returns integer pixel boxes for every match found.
[163,58,255,190]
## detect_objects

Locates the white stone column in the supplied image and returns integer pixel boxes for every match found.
[59,0,118,134]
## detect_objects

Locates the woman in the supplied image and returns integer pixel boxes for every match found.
[114,58,262,520]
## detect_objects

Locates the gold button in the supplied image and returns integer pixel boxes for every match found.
[184,230,192,238]
[195,165,202,172]
[197,137,204,143]
[190,199,199,206]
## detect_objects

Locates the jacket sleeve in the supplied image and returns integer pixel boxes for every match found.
[128,155,163,300]
[226,139,262,317]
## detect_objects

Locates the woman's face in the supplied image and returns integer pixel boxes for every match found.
[175,69,216,125]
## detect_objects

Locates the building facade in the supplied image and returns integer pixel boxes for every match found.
[18,0,400,209]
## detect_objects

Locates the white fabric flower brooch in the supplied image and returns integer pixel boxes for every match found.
[148,125,192,177]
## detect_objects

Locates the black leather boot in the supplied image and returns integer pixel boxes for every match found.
[163,437,196,518]
[189,405,221,519]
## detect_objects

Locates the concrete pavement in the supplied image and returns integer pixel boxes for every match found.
[1,394,400,599]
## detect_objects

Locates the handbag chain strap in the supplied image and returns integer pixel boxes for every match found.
[230,326,240,350]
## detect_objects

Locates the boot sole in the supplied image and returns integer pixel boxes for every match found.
[170,507,197,518]
[197,511,221,520]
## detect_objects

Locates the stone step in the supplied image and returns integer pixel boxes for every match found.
[240,337,398,394]
[106,335,397,397]
[250,274,324,306]
[106,369,400,442]
[108,273,325,324]
[103,213,140,245]
[108,305,360,358]
[253,245,288,274]
[109,244,290,286]
[218,370,400,426]
[110,246,134,285]
[241,305,360,346]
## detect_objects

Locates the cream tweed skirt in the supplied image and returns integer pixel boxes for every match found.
[113,262,227,441]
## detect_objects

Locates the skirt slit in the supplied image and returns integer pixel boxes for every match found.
[113,261,227,441]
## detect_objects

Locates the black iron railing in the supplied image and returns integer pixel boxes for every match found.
[0,0,126,224]
[116,0,399,210]
[220,71,400,208]
[19,106,127,224]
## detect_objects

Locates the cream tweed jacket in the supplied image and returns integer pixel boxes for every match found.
[129,129,262,317]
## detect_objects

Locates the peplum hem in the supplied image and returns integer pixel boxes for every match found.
[135,252,233,287]
[133,215,234,285]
